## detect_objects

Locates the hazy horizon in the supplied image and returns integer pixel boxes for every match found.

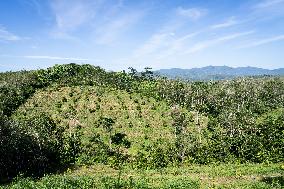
[1,0,284,72]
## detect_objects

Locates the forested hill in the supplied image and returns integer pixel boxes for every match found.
[156,66,284,80]
[1,63,283,187]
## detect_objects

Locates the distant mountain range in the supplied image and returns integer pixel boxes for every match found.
[155,66,284,81]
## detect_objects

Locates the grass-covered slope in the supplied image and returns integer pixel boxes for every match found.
[13,85,205,166]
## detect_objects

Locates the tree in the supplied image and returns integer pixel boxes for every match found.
[99,117,115,150]
[170,105,189,163]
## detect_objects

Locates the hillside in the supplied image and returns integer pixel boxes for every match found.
[13,85,204,162]
[1,64,283,188]
[156,66,284,80]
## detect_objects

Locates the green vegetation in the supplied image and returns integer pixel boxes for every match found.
[0,63,283,188]
[1,164,283,189]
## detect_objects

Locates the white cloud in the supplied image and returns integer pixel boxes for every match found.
[50,0,101,37]
[133,33,174,57]
[176,7,207,20]
[96,10,145,45]
[50,0,145,44]
[133,6,207,58]
[238,34,284,48]
[0,27,21,41]
[255,0,284,8]
[1,54,103,62]
[23,0,43,15]
[129,31,201,66]
[23,55,91,61]
[185,31,254,54]
[245,0,284,27]
[211,17,238,29]
[156,32,200,59]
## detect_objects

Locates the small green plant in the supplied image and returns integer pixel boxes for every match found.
[98,117,115,150]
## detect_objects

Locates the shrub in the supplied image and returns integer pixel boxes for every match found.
[0,113,82,182]
[0,71,39,116]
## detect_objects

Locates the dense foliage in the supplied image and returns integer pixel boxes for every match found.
[0,63,283,183]
[0,113,82,182]
[0,71,40,116]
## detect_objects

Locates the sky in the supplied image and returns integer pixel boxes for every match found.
[0,0,284,72]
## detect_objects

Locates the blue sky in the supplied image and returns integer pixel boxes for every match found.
[0,0,284,71]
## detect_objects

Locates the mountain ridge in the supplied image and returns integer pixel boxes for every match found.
[155,66,284,80]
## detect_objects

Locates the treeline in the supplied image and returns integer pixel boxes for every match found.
[0,63,283,182]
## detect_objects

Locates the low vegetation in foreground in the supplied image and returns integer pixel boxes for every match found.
[2,164,284,189]
[0,64,283,188]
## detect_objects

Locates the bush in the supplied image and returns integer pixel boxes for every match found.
[0,114,82,182]
[0,71,40,116]
[133,139,178,169]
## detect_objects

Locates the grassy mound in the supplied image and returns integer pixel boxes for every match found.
[13,85,206,167]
